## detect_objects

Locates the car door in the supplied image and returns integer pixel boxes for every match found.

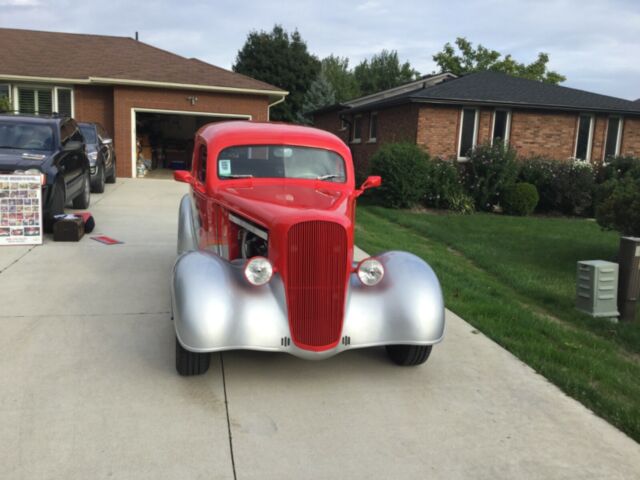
[192,143,210,249]
[59,120,85,197]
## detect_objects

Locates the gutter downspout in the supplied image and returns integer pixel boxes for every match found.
[267,95,287,122]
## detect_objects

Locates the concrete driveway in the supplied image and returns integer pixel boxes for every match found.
[1,179,639,480]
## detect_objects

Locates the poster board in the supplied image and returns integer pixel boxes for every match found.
[0,174,43,246]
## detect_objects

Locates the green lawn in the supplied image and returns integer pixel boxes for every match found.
[356,206,640,443]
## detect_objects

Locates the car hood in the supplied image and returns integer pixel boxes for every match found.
[0,149,51,171]
[215,182,352,228]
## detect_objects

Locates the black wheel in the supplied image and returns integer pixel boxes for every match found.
[72,172,91,209]
[386,344,433,366]
[43,179,65,233]
[91,162,105,193]
[105,158,116,184]
[175,337,210,376]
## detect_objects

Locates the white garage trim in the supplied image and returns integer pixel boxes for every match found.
[130,108,252,177]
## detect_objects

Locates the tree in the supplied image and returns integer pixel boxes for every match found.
[297,72,336,124]
[354,50,419,97]
[233,25,320,123]
[321,55,360,103]
[433,37,566,84]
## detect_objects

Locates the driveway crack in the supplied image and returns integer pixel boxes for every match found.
[0,245,37,276]
[220,353,238,480]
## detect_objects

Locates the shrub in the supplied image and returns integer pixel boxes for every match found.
[368,143,429,208]
[423,159,464,209]
[597,156,640,183]
[447,191,476,214]
[502,182,539,216]
[0,96,11,113]
[518,157,595,216]
[596,175,640,236]
[458,142,518,211]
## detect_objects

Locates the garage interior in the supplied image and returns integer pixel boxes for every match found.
[135,112,229,179]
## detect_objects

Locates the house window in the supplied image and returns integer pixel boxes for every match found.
[352,115,362,143]
[55,88,73,117]
[15,86,74,116]
[574,114,594,161]
[369,112,378,142]
[0,85,10,111]
[604,117,623,161]
[492,110,511,145]
[458,108,478,159]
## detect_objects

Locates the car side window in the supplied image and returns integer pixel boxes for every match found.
[197,144,207,183]
[70,123,83,142]
[60,121,74,145]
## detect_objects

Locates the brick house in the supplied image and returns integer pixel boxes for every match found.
[313,71,640,178]
[0,28,286,177]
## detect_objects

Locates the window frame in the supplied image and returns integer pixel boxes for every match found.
[490,109,511,147]
[603,116,623,162]
[368,112,378,143]
[457,107,479,161]
[574,113,595,162]
[339,117,347,131]
[351,115,362,143]
[0,84,11,103]
[12,85,74,116]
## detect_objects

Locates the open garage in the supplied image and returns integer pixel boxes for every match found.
[133,110,250,178]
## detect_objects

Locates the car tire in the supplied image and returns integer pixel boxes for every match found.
[385,344,433,366]
[72,172,91,209]
[43,179,65,233]
[91,162,105,193]
[105,159,116,184]
[175,337,210,376]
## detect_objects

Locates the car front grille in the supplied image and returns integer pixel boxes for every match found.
[285,220,348,349]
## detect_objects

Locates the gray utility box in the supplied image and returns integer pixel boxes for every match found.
[576,260,619,318]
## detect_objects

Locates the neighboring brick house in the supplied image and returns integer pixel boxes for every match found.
[0,28,287,177]
[313,71,640,178]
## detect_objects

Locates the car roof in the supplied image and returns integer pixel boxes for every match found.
[198,121,351,158]
[0,113,67,125]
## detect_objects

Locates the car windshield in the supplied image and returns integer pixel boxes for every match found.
[80,125,97,143]
[0,121,55,151]
[217,145,346,182]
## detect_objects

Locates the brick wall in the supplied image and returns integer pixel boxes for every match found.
[73,85,115,137]
[508,109,577,159]
[621,117,640,157]
[110,86,270,177]
[416,105,460,158]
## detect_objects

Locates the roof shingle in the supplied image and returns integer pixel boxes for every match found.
[0,28,285,94]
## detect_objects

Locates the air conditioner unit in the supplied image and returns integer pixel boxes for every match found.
[576,260,619,318]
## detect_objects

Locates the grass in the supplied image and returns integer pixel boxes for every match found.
[356,206,640,443]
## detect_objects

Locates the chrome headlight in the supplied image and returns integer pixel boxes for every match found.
[88,151,98,161]
[357,258,385,286]
[244,257,273,286]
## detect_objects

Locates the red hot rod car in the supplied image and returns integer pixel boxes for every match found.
[172,121,445,375]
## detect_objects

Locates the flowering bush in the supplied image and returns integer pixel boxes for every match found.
[518,157,595,215]
[423,159,464,209]
[457,142,518,211]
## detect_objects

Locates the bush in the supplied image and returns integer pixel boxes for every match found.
[518,157,595,216]
[458,142,518,211]
[502,182,539,216]
[368,143,429,208]
[0,96,11,113]
[597,156,640,183]
[447,191,475,214]
[596,175,640,236]
[423,159,464,209]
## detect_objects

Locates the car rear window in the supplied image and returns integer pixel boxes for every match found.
[217,145,346,182]
[80,125,98,143]
[0,121,55,151]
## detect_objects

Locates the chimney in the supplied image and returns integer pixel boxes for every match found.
[135,31,139,41]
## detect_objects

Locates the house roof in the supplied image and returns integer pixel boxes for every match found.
[343,71,640,116]
[0,28,286,98]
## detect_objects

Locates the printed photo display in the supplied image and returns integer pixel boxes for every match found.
[0,174,43,245]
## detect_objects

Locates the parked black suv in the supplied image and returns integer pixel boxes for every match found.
[0,114,91,229]
[79,122,116,193]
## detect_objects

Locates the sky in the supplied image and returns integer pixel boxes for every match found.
[1,0,639,100]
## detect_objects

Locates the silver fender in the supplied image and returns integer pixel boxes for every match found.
[172,250,445,359]
[177,193,199,255]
